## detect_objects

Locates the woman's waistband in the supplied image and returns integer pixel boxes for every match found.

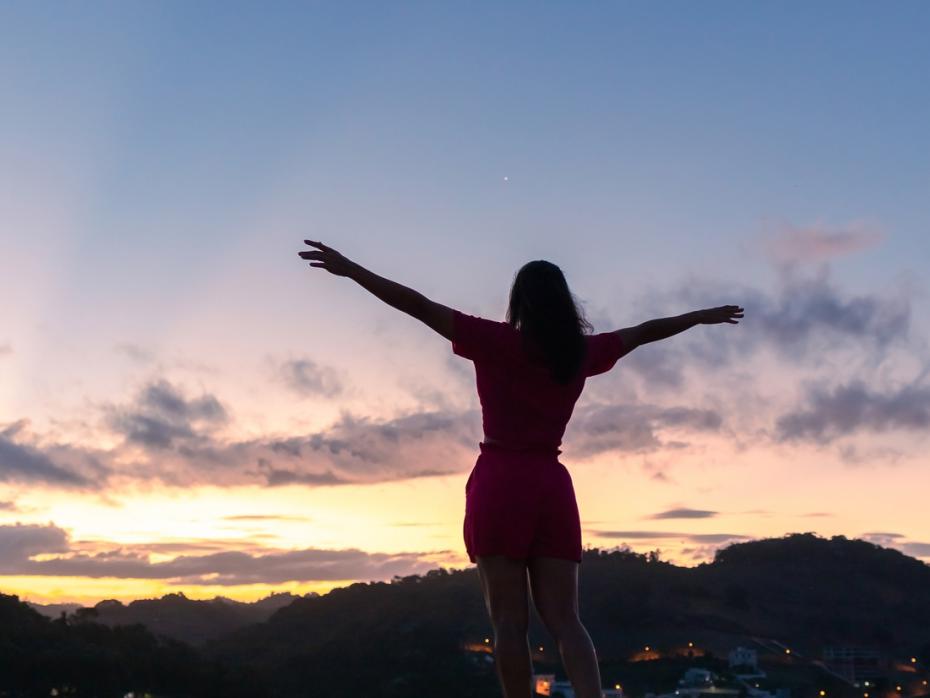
[478,440,563,459]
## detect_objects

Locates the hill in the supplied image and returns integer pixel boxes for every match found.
[70,590,305,645]
[203,533,930,697]
[0,592,260,697]
[3,532,930,697]
[28,601,82,618]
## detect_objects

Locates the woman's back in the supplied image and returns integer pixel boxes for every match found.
[451,309,626,455]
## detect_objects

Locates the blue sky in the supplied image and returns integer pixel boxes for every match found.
[1,2,928,602]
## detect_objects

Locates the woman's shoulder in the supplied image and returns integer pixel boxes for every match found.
[453,309,513,335]
[583,329,625,376]
[451,309,518,361]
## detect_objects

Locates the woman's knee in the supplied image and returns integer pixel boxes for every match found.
[539,609,583,641]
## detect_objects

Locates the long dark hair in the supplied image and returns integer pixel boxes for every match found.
[506,260,594,384]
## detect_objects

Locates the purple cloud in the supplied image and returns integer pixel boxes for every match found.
[0,523,441,586]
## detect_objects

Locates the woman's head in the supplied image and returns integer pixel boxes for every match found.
[506,260,593,384]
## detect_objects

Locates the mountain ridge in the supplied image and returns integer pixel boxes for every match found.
[3,532,929,697]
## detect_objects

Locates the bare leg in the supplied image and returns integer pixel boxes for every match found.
[476,555,534,698]
[528,556,603,698]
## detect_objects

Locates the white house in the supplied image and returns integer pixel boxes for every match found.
[678,668,716,686]
[729,646,759,671]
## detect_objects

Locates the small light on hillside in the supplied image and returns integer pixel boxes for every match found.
[484,638,490,644]
[911,657,917,663]
[896,686,901,692]
[645,645,650,651]
[785,648,791,654]
[688,641,694,647]
[538,646,544,652]
[615,684,622,690]
[820,691,826,696]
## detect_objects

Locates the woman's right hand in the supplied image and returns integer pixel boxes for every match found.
[298,240,360,278]
[696,305,744,324]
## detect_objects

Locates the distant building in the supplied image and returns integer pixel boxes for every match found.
[822,645,887,683]
[532,674,574,697]
[729,646,759,671]
[679,668,717,687]
[533,673,560,696]
[532,673,623,698]
[658,668,743,698]
[650,689,740,698]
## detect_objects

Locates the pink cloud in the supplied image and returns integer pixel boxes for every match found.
[761,222,884,264]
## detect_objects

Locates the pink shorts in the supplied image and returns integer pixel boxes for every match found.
[463,443,582,564]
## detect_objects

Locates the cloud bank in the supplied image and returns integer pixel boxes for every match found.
[0,523,439,586]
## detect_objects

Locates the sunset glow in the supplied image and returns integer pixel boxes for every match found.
[2,3,928,605]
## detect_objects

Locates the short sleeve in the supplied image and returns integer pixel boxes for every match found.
[451,309,510,362]
[584,331,625,377]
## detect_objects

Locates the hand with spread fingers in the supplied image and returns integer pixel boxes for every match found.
[695,305,744,325]
[298,240,359,278]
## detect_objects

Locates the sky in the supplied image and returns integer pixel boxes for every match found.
[1,1,928,604]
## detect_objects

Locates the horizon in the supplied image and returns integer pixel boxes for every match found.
[18,531,927,608]
[2,2,929,605]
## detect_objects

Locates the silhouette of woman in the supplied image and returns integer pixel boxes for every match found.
[298,239,743,698]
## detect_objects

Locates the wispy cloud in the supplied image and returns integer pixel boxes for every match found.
[0,420,104,488]
[775,379,930,444]
[627,259,913,379]
[566,402,722,458]
[0,382,484,491]
[0,523,440,585]
[587,529,753,543]
[900,542,930,558]
[5,243,929,495]
[861,532,905,547]
[275,357,343,398]
[222,514,312,522]
[759,222,885,265]
[114,342,156,364]
[620,342,685,388]
[0,523,70,560]
[648,507,718,519]
[105,379,228,451]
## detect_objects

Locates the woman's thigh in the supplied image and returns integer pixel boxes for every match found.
[527,555,580,631]
[476,554,530,630]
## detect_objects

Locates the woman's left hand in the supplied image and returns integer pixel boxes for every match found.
[298,240,359,277]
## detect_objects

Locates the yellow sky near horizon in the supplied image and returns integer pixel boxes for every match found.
[4,436,928,605]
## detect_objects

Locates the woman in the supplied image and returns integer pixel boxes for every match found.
[298,240,743,698]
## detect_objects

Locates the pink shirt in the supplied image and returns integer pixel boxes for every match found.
[451,309,626,456]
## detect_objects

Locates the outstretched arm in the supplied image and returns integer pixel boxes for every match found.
[298,240,454,340]
[617,306,744,350]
